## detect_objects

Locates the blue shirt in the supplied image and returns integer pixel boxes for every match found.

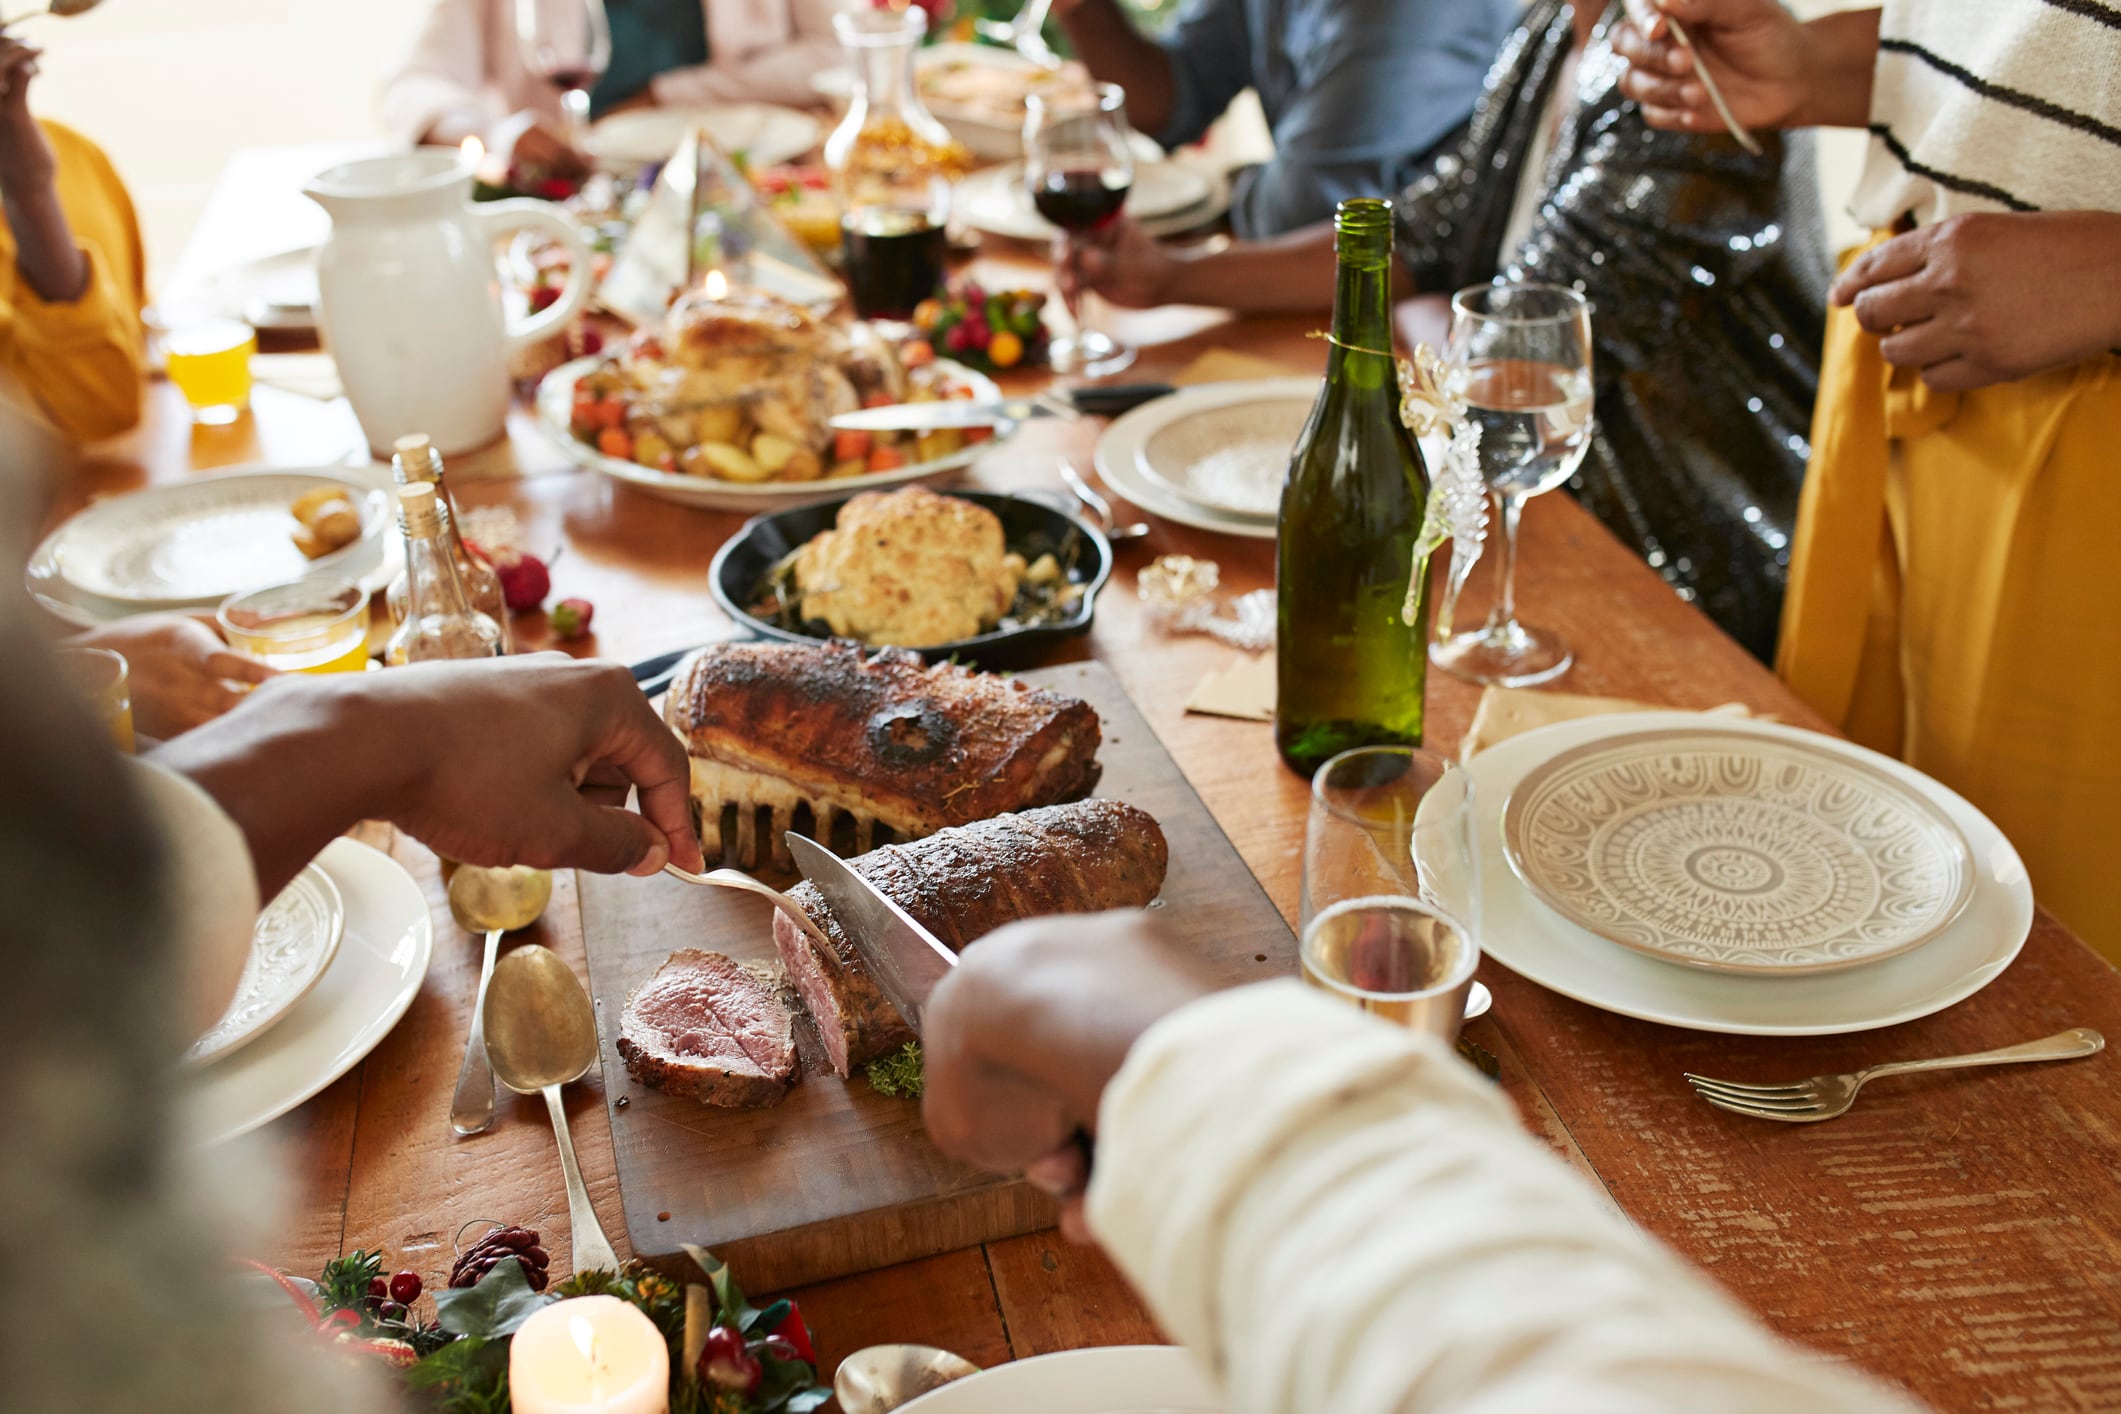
[1156,0,1516,236]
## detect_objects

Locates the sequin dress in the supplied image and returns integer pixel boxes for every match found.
[1396,0,1830,660]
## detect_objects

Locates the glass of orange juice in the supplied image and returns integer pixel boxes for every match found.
[57,647,135,752]
[166,318,257,424]
[218,577,372,674]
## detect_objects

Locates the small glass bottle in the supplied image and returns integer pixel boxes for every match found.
[823,5,965,326]
[386,483,505,666]
[385,433,511,651]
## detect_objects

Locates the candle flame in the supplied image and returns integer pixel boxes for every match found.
[570,1314,600,1366]
[461,135,485,168]
[704,269,730,299]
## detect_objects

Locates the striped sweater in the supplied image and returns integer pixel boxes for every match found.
[1852,0,2121,226]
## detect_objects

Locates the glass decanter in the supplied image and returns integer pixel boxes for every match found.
[824,5,966,327]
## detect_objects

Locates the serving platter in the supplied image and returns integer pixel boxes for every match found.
[534,356,1009,511]
[576,661,1296,1290]
[187,863,345,1066]
[1460,712,2033,1036]
[708,489,1112,664]
[1502,726,1974,975]
[30,467,388,608]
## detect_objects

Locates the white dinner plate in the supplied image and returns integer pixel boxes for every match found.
[953,159,1229,243]
[30,467,389,609]
[898,1346,1221,1414]
[590,103,822,170]
[185,837,433,1145]
[187,863,345,1066]
[1461,713,2033,1036]
[1095,380,1316,539]
[1134,389,1318,521]
[535,356,1010,511]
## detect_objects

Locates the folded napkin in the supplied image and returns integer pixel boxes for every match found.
[1460,686,1758,760]
[1185,651,1276,722]
[1170,347,1309,387]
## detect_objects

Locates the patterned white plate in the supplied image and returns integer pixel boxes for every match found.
[184,837,433,1145]
[38,468,387,607]
[187,863,345,1065]
[1503,727,1976,975]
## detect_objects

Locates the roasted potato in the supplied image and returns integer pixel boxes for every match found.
[696,441,769,482]
[751,433,801,474]
[692,404,746,445]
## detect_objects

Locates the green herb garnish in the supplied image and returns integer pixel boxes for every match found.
[865,1041,925,1098]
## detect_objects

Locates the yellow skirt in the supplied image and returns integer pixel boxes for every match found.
[1778,248,2121,963]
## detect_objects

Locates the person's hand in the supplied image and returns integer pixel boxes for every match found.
[1831,212,2121,393]
[510,119,591,179]
[1069,218,1181,310]
[1612,0,1813,133]
[75,615,276,740]
[354,654,704,876]
[921,912,1216,1243]
[0,33,57,197]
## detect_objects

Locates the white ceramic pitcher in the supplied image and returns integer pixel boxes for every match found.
[306,151,592,456]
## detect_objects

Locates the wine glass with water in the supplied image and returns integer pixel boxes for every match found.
[1023,83,1135,377]
[514,0,612,154]
[1429,282,1594,688]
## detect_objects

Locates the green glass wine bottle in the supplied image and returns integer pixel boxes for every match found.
[1275,197,1432,776]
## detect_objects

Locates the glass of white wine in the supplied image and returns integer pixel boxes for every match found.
[1300,746,1481,1045]
[1430,282,1594,688]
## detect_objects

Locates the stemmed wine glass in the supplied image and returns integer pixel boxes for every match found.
[1023,83,1135,377]
[1429,282,1594,688]
[515,0,612,155]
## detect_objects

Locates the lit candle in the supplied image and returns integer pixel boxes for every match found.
[702,268,730,300]
[460,135,486,182]
[509,1295,669,1414]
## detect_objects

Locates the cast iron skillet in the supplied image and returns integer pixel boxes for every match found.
[698,488,1114,669]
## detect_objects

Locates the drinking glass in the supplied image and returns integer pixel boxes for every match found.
[1429,282,1594,688]
[57,647,134,753]
[1300,746,1481,1045]
[165,318,256,425]
[218,577,373,674]
[515,0,612,153]
[1023,83,1135,377]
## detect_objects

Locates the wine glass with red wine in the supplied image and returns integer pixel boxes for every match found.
[514,0,612,155]
[1023,83,1136,377]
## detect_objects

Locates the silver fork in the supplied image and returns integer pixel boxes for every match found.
[1686,1028,2105,1123]
[1058,461,1150,541]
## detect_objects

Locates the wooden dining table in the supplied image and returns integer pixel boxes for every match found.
[47,148,2121,1413]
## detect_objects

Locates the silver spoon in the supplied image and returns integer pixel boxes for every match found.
[1059,461,1149,541]
[446,865,553,1137]
[482,944,621,1274]
[835,1343,981,1414]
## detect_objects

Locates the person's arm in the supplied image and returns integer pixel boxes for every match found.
[646,0,844,110]
[150,654,706,902]
[1050,0,1182,138]
[923,918,1924,1414]
[0,45,145,441]
[1613,0,1880,132]
[1076,216,1410,314]
[381,0,504,148]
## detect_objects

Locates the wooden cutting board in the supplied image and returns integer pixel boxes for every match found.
[577,660,1296,1291]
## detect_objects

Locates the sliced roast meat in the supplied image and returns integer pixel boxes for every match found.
[772,799,1169,1075]
[617,948,799,1108]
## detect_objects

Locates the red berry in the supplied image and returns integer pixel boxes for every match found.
[378,1300,408,1322]
[944,322,975,354]
[550,597,595,640]
[579,326,606,356]
[366,1276,390,1302]
[496,553,551,611]
[699,1326,763,1395]
[527,284,561,314]
[390,1271,422,1305]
